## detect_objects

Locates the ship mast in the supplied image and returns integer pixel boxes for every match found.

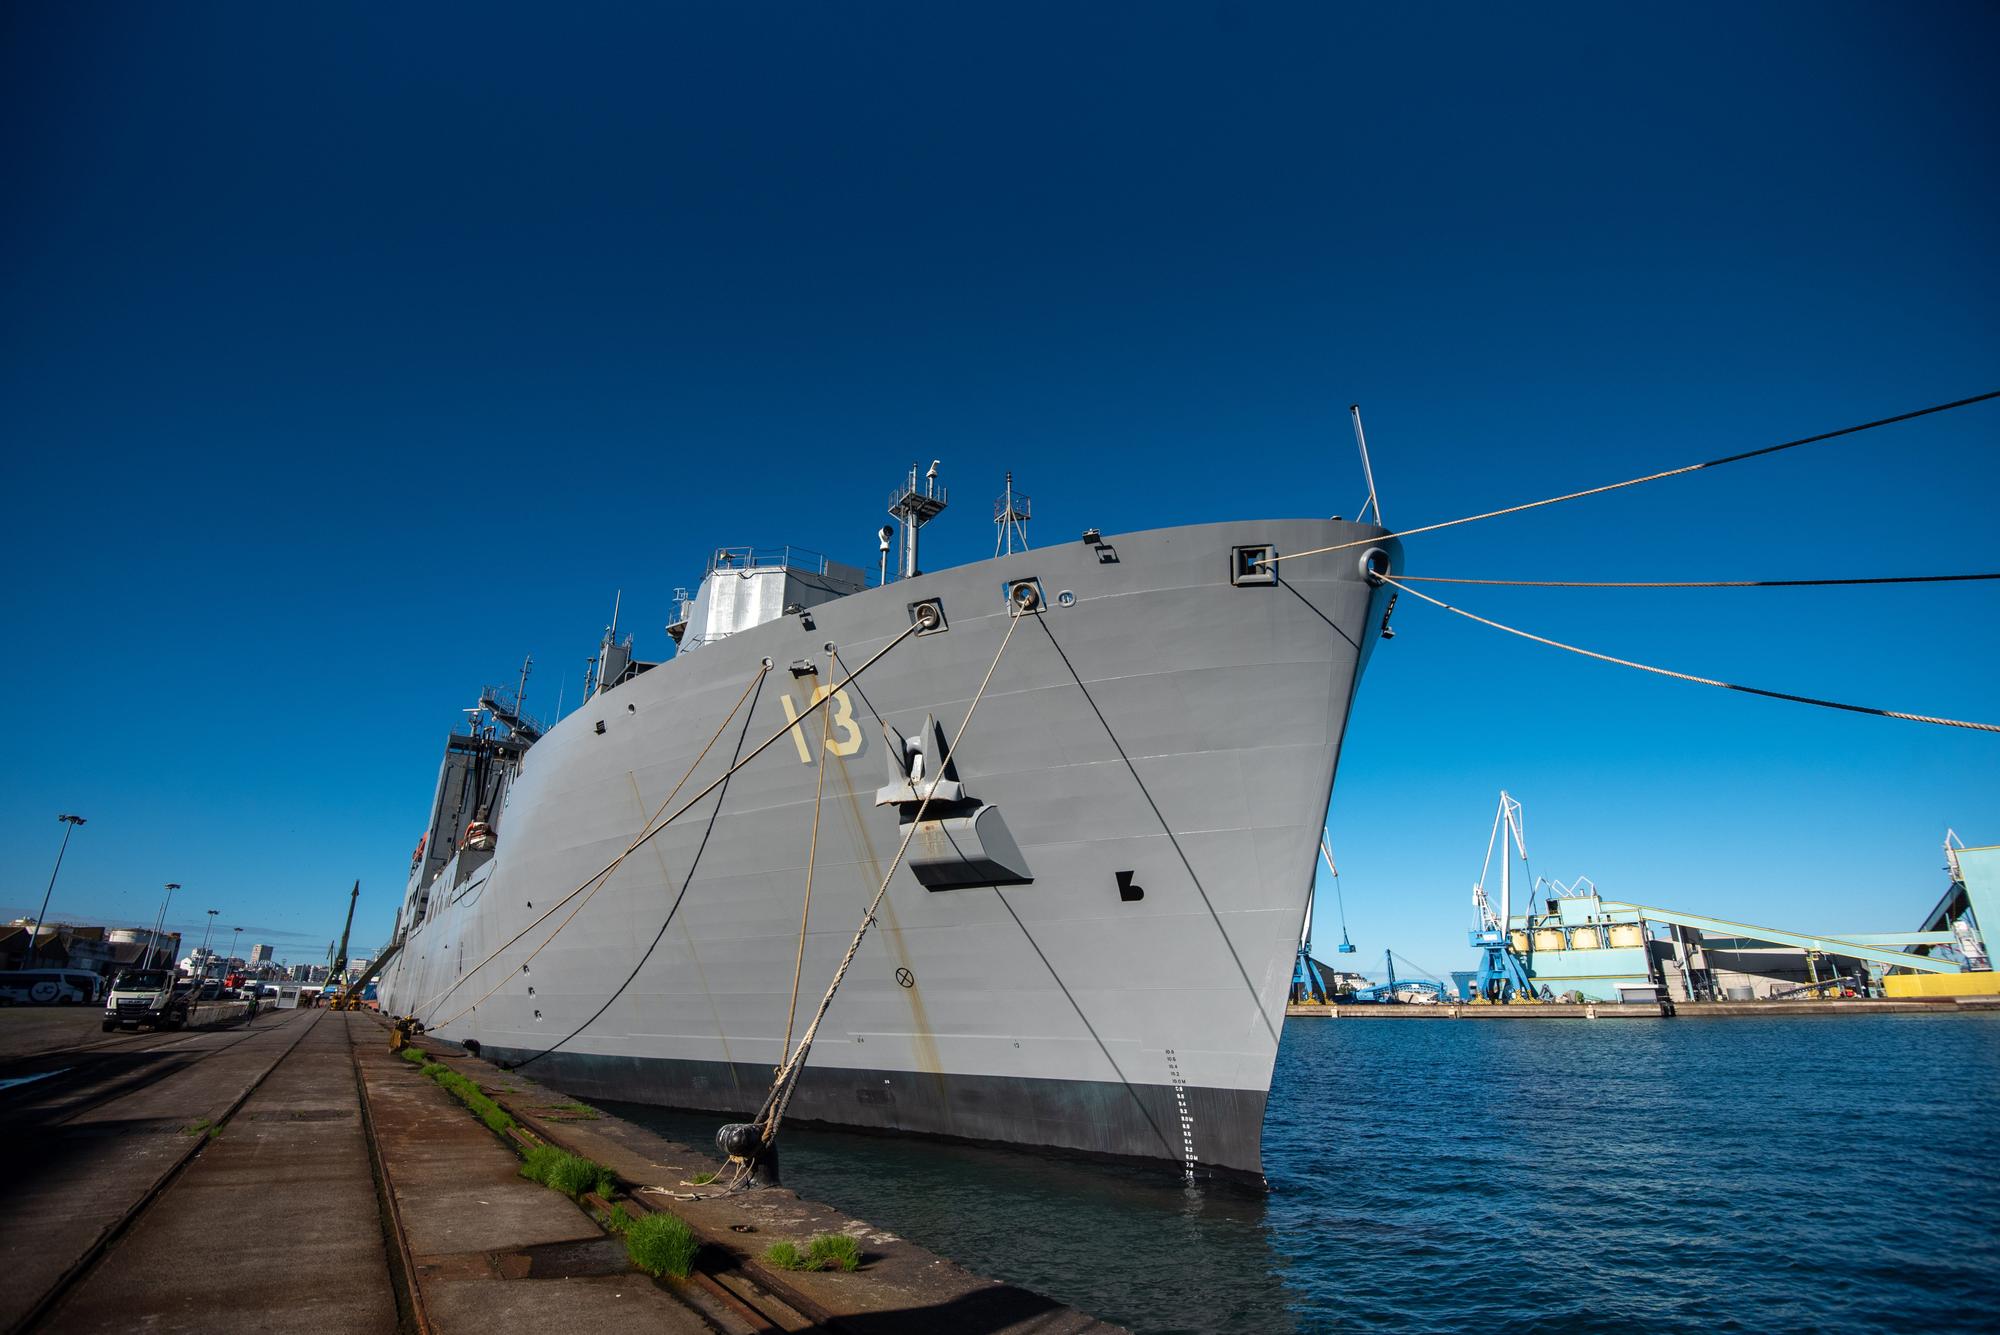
[994,471,1031,556]
[887,461,948,580]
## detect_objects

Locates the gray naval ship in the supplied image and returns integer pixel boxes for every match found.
[377,465,1396,1178]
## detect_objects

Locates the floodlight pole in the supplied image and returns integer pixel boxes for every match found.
[198,909,219,977]
[148,884,180,969]
[25,814,87,970]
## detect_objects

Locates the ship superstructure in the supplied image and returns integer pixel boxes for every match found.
[379,466,1395,1178]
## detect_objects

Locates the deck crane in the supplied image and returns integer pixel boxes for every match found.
[1466,792,1539,1003]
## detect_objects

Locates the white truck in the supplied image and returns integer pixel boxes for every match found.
[102,968,192,1032]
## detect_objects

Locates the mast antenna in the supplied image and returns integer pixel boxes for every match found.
[1350,404,1384,527]
[887,461,948,580]
[994,471,1032,556]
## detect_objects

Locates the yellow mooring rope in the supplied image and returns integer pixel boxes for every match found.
[779,668,834,1069]
[419,661,770,1029]
[758,608,1025,1148]
[656,609,1026,1203]
[416,618,928,1029]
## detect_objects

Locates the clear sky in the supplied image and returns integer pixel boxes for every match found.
[3,2,1995,977]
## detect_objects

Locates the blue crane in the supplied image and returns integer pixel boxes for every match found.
[1291,836,1354,1002]
[1463,792,1538,1003]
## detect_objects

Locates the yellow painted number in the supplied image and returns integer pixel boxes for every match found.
[781,686,864,763]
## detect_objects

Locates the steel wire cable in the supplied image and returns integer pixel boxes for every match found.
[1260,389,2000,569]
[1033,612,1284,1051]
[755,609,1025,1148]
[1379,575,2000,733]
[503,669,768,1072]
[415,663,769,1027]
[808,638,1184,1168]
[413,619,927,1028]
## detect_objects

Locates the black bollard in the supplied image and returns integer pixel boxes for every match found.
[715,1121,781,1187]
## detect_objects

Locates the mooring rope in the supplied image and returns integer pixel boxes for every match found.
[413,619,928,1027]
[1378,575,2000,734]
[755,609,1025,1150]
[1394,572,2000,590]
[416,662,769,1027]
[1259,389,2000,569]
[504,670,767,1072]
[780,670,834,1068]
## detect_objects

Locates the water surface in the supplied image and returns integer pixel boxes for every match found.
[615,1014,1999,1333]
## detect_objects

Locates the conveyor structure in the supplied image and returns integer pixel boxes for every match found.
[1454,802,1993,1003]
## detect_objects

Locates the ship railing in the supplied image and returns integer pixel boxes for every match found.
[888,482,949,511]
[708,545,834,576]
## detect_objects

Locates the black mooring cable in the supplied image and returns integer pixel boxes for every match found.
[505,672,767,1072]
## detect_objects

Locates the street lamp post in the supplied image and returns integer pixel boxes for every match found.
[198,909,219,978]
[25,814,87,969]
[229,927,242,977]
[147,884,180,970]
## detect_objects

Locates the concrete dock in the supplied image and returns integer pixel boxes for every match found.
[1,1004,1123,1334]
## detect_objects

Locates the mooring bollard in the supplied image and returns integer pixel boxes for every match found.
[716,1122,781,1187]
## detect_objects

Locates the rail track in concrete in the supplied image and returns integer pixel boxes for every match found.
[0,1008,800,1334]
[5,1003,1117,1333]
[3,1007,331,1332]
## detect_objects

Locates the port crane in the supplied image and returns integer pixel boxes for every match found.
[1466,792,1538,1003]
[1291,836,1355,1003]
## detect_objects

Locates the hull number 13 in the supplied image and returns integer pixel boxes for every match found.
[781,686,865,763]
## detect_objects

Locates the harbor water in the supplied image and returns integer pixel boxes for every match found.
[614,1014,2000,1333]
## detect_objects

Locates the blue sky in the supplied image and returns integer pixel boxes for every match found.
[3,2,1994,975]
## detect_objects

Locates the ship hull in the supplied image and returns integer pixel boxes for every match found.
[379,518,1393,1177]
[482,1048,1270,1173]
